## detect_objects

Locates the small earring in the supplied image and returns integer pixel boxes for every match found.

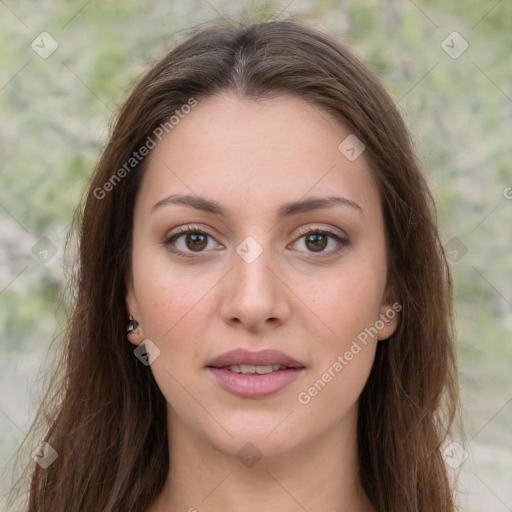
[127,315,139,335]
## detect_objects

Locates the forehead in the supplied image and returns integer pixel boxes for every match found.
[135,93,381,221]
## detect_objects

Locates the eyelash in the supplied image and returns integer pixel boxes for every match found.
[162,225,348,259]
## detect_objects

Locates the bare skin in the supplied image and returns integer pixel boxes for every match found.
[126,93,397,512]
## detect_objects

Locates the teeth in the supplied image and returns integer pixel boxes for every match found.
[228,364,285,374]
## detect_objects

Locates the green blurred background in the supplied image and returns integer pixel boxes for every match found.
[0,0,511,510]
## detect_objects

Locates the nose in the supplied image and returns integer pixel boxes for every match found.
[220,243,291,333]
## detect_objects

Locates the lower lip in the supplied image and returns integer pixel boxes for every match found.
[207,367,306,398]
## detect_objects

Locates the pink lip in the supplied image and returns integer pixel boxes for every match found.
[205,348,306,399]
[207,367,306,399]
[206,348,304,369]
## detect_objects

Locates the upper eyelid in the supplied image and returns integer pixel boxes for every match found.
[293,225,347,239]
[165,224,347,243]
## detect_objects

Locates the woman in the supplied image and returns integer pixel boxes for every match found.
[13,14,460,512]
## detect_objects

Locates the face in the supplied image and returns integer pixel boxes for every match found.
[126,93,398,460]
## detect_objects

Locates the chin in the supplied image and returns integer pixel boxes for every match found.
[213,432,301,464]
[208,410,303,459]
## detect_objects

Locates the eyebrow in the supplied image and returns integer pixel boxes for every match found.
[151,193,363,218]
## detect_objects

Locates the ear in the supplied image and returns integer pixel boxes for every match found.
[377,285,401,341]
[125,276,145,347]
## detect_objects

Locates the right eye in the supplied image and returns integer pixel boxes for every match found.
[163,226,222,258]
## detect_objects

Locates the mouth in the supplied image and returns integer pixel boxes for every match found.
[205,349,306,398]
[208,364,300,374]
[205,348,305,370]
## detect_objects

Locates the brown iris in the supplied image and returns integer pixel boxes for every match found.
[305,233,328,252]
[185,233,208,251]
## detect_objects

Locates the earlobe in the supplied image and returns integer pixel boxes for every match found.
[125,279,144,346]
[126,315,145,346]
[377,299,401,341]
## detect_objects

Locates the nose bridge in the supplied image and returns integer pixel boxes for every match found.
[235,243,273,295]
[220,235,289,329]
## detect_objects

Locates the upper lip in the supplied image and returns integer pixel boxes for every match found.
[206,349,305,369]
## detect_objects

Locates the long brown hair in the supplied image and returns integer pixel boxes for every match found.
[8,13,461,512]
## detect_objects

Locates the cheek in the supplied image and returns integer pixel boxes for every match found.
[133,259,214,406]
[294,255,385,408]
[295,269,382,420]
[131,238,217,339]
[304,258,386,343]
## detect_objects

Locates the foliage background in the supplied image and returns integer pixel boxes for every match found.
[0,0,511,510]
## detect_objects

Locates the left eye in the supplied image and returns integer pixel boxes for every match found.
[290,229,347,255]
